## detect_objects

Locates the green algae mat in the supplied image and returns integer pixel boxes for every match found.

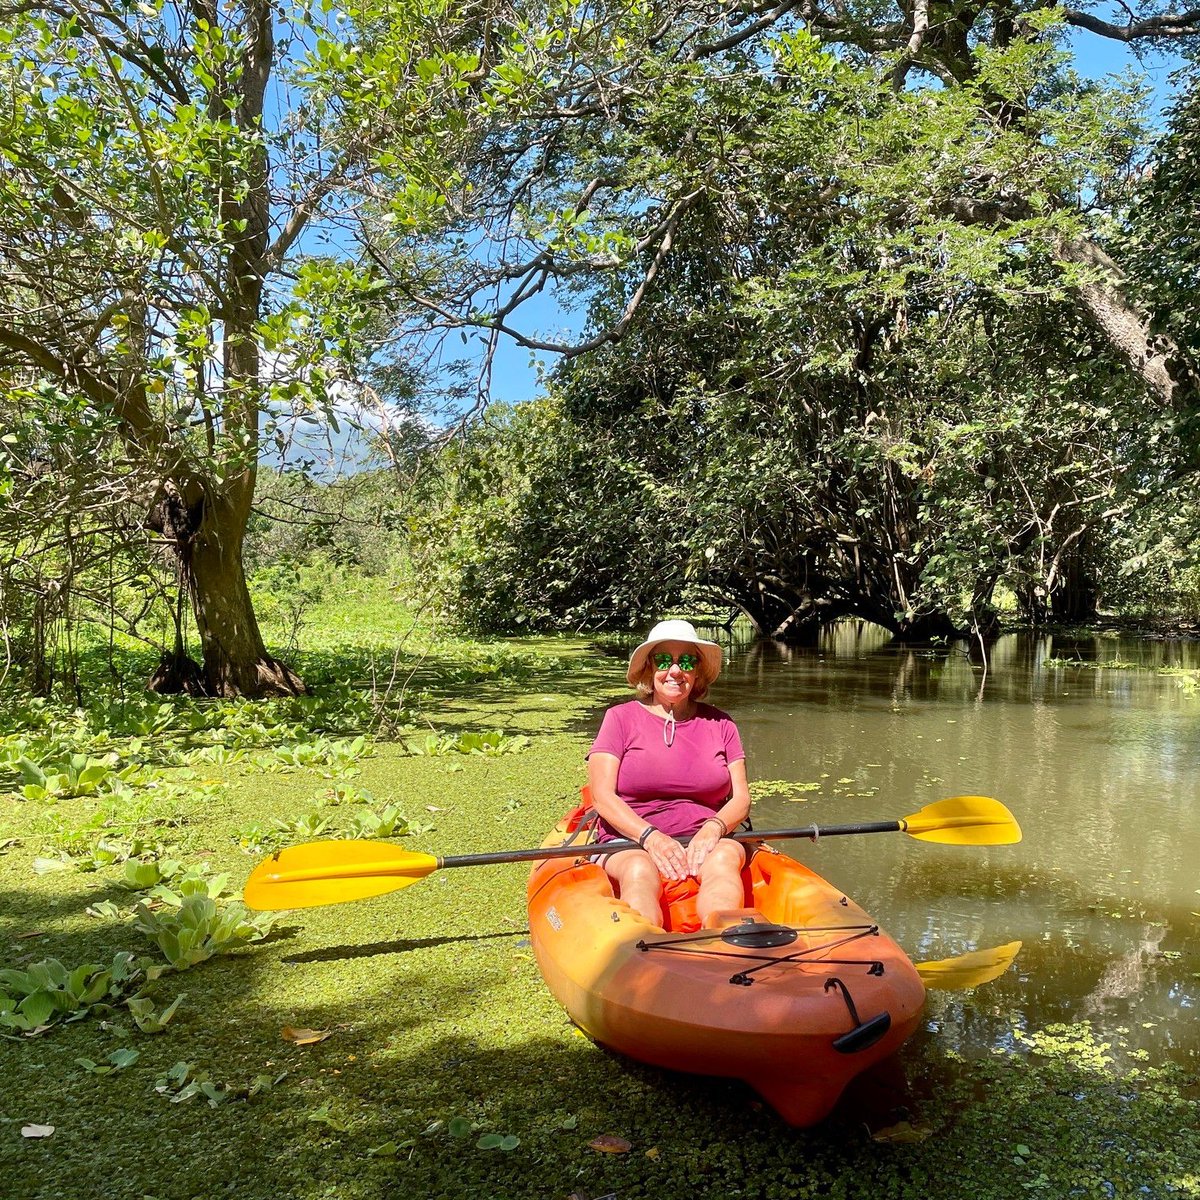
[2,635,1196,1200]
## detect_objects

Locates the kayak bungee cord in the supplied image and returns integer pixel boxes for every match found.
[634,921,888,987]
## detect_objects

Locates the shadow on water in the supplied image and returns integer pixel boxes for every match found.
[705,622,1200,1081]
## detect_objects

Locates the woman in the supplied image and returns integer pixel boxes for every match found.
[587,618,751,927]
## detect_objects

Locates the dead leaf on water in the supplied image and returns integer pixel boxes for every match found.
[21,1124,55,1139]
[871,1120,933,1144]
[282,1026,333,1046]
[588,1135,632,1154]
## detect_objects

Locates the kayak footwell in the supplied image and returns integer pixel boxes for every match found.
[527,819,926,1126]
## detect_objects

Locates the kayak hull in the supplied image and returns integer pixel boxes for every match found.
[527,817,926,1126]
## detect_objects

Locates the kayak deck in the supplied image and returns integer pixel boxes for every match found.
[527,818,925,1126]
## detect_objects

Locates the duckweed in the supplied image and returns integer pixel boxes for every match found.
[2,637,1196,1200]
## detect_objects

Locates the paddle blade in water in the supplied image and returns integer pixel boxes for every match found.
[917,941,1023,990]
[903,796,1022,845]
[243,841,441,910]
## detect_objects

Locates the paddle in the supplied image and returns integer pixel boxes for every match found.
[243,794,1020,911]
[915,940,1023,990]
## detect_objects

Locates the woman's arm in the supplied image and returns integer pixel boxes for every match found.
[587,752,652,841]
[716,758,751,831]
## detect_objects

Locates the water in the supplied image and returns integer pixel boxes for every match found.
[709,624,1200,1070]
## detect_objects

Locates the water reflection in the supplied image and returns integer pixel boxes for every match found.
[708,622,1200,1071]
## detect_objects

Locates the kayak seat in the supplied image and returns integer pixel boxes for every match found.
[660,868,757,934]
[572,787,757,934]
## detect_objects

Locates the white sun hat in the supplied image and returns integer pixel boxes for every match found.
[625,619,723,686]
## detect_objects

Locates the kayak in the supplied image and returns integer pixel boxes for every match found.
[526,808,926,1126]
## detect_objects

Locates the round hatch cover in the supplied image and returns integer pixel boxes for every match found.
[720,923,798,948]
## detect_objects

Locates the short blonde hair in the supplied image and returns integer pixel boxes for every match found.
[633,654,711,702]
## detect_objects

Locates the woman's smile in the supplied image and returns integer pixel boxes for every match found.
[651,640,697,709]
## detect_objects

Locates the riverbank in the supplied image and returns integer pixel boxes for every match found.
[2,601,1196,1200]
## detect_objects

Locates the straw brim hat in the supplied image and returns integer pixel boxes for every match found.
[625,619,723,686]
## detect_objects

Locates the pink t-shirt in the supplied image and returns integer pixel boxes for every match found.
[587,700,745,841]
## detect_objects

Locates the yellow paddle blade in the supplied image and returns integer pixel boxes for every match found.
[917,941,1023,991]
[902,796,1022,845]
[243,840,441,910]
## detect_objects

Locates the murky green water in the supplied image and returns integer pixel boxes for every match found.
[710,624,1200,1071]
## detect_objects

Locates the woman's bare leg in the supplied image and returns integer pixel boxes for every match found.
[696,840,747,926]
[604,849,665,925]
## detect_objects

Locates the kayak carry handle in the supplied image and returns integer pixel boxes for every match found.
[825,976,894,1054]
[832,1011,892,1054]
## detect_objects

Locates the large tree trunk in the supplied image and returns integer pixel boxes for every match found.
[188,517,304,698]
[147,479,305,698]
[1055,236,1199,417]
[160,0,302,699]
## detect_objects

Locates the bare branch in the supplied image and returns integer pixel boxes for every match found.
[688,0,811,60]
[1060,5,1200,41]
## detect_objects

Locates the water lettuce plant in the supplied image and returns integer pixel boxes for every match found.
[132,894,282,971]
[0,952,146,1033]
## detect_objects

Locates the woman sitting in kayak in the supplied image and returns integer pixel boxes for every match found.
[587,619,750,927]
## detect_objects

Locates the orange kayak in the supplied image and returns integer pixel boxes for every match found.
[526,811,926,1126]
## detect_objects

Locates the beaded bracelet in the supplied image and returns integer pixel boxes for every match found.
[702,816,729,836]
[637,825,657,848]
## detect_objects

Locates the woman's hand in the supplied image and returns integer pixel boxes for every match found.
[685,819,725,876]
[643,830,689,881]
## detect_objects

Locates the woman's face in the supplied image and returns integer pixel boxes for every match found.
[650,640,701,709]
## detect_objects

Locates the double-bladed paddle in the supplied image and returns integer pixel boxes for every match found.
[243,794,1020,911]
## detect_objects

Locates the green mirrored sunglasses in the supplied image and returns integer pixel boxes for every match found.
[653,651,700,672]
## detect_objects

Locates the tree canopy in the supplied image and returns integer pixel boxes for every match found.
[0,0,468,692]
[2,0,1199,688]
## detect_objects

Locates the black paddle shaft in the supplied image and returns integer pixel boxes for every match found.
[438,820,904,869]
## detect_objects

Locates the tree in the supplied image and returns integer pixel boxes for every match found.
[0,0,463,695]
[356,4,1200,639]
[396,13,1187,640]
[365,0,1199,427]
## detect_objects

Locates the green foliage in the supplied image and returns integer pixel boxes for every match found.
[267,735,371,774]
[132,894,282,971]
[245,472,409,582]
[0,952,146,1033]
[126,992,186,1034]
[342,803,411,839]
[408,399,687,632]
[75,1047,140,1075]
[1125,63,1200,370]
[402,730,530,757]
[16,751,131,801]
[153,1060,281,1106]
[270,810,335,841]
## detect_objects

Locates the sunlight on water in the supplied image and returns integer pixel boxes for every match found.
[708,624,1200,1071]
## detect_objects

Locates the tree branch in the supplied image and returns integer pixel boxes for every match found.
[1060,6,1200,41]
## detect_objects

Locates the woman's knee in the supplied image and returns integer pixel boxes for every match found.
[607,850,663,892]
[701,840,746,879]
